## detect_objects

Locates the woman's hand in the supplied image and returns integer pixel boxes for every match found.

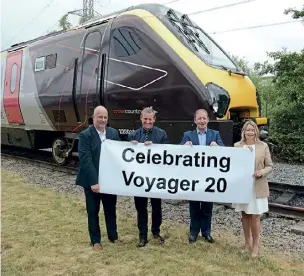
[253,170,262,178]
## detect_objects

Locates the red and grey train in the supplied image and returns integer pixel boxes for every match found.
[1,3,268,164]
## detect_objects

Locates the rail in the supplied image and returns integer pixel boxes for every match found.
[269,181,304,195]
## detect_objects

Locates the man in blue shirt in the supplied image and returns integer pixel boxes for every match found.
[180,109,224,244]
[128,107,169,247]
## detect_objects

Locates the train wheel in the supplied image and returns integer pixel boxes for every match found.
[52,138,68,165]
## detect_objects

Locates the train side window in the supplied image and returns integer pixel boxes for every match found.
[45,54,57,69]
[113,28,142,57]
[10,63,17,93]
[35,56,45,72]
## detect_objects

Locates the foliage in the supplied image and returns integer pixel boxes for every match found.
[231,55,260,83]
[231,55,276,117]
[284,5,304,22]
[59,14,72,31]
[254,49,304,163]
[232,50,304,163]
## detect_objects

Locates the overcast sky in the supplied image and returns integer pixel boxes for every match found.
[1,0,303,65]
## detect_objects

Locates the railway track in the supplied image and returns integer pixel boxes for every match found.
[1,147,304,219]
[268,182,304,219]
[1,147,79,175]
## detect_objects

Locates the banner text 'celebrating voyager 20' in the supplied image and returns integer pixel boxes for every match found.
[98,140,254,203]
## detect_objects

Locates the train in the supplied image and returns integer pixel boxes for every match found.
[1,3,268,165]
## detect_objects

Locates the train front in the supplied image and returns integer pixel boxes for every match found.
[155,6,268,143]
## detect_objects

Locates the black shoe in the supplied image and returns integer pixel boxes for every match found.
[189,235,197,244]
[110,239,123,245]
[203,235,215,243]
[137,239,148,247]
[153,234,165,244]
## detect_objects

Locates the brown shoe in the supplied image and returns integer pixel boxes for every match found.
[93,243,103,250]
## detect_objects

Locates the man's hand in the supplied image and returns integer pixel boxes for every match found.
[144,141,153,146]
[184,141,192,146]
[210,141,218,146]
[131,140,138,145]
[91,184,99,193]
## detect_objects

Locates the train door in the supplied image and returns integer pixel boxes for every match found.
[75,30,103,125]
[3,50,24,124]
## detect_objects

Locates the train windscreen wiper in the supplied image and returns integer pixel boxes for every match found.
[167,9,210,55]
[220,65,246,76]
[181,14,210,54]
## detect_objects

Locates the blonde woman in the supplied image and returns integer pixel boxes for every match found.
[232,120,273,257]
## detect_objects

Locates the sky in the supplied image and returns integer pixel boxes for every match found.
[1,0,303,66]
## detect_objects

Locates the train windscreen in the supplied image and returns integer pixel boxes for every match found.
[165,8,238,71]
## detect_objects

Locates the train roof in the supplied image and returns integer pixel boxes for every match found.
[1,3,168,54]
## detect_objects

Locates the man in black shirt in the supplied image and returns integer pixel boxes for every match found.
[128,107,169,247]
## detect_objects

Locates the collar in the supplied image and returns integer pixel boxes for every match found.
[95,127,106,136]
[142,127,153,134]
[197,127,207,134]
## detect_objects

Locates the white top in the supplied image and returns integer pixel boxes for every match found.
[96,128,106,142]
[243,144,255,153]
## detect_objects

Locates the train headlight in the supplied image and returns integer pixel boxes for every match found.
[205,83,230,118]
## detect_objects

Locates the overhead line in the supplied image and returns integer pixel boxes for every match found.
[188,0,257,16]
[4,0,57,49]
[209,20,302,34]
[162,0,181,5]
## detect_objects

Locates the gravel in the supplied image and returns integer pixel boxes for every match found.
[289,196,304,208]
[268,162,304,186]
[1,156,304,254]
[268,190,282,202]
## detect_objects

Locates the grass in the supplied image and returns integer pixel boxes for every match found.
[1,171,304,276]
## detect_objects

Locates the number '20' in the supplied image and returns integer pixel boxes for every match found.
[205,177,227,193]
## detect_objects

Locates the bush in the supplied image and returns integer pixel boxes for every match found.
[268,133,304,163]
[256,49,304,164]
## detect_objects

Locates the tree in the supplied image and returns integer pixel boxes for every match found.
[232,56,276,117]
[284,5,304,23]
[59,14,72,31]
[255,49,304,163]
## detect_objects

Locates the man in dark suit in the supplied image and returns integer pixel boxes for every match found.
[180,109,224,244]
[76,105,121,250]
[128,107,169,247]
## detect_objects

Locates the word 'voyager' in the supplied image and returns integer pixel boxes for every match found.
[122,148,231,172]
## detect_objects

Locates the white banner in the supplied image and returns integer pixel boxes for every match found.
[99,140,254,203]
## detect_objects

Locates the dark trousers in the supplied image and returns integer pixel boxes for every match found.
[189,201,213,237]
[134,197,162,240]
[84,188,118,244]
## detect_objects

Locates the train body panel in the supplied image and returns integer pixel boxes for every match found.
[105,12,212,128]
[1,53,9,125]
[0,3,268,164]
[19,48,55,131]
